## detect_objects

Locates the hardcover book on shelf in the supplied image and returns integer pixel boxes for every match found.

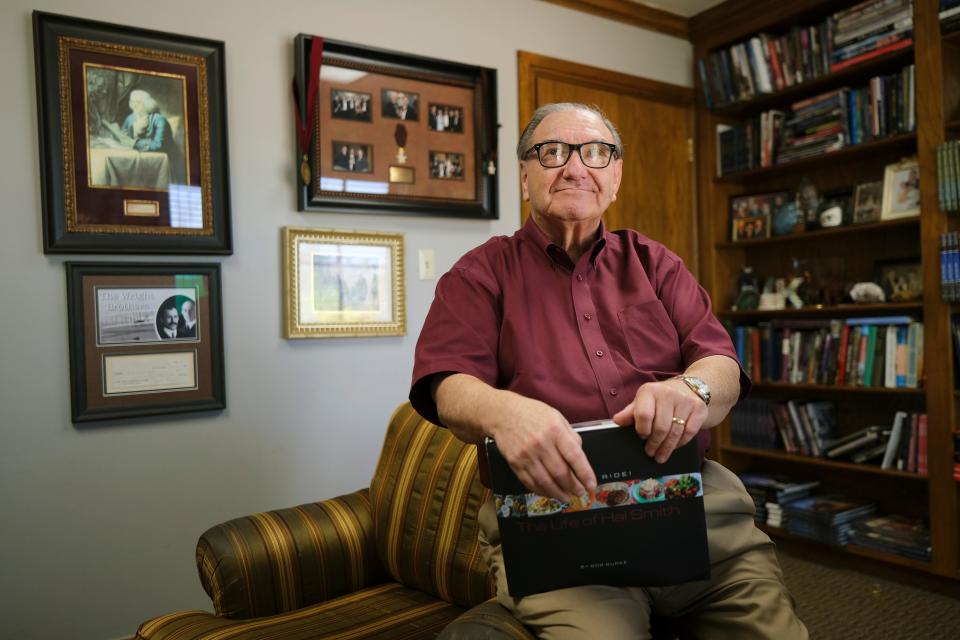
[486,421,709,597]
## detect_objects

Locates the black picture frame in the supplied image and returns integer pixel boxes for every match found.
[34,12,232,254]
[295,35,498,219]
[66,262,226,422]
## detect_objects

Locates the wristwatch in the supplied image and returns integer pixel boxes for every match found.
[673,375,711,406]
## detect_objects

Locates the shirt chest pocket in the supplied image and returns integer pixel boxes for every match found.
[617,300,683,375]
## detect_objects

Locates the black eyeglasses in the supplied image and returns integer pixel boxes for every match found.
[523,141,619,169]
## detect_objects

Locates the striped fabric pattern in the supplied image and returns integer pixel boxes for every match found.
[370,403,494,609]
[196,489,386,619]
[136,583,463,640]
[437,600,536,640]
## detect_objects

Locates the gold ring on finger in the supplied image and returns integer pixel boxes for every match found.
[671,416,686,426]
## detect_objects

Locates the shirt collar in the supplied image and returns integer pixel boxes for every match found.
[518,216,609,268]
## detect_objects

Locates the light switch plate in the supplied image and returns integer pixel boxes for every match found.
[418,249,436,280]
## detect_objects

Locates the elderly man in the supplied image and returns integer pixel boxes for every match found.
[410,103,807,639]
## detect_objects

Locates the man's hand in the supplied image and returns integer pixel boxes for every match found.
[487,394,597,503]
[612,378,708,463]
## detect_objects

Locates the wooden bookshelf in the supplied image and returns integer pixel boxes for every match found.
[719,301,922,320]
[711,46,915,118]
[750,381,925,396]
[714,133,917,182]
[716,216,919,248]
[722,444,928,479]
[691,0,959,580]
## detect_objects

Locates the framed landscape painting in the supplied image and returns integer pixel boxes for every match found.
[66,262,225,422]
[293,35,498,219]
[34,12,232,253]
[283,227,405,338]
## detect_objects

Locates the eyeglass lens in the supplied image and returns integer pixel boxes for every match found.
[537,142,613,168]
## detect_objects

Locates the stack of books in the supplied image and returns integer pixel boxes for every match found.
[822,411,928,473]
[777,90,848,164]
[830,0,914,73]
[943,0,960,33]
[715,65,915,175]
[937,140,960,213]
[940,234,960,301]
[698,0,916,109]
[731,317,925,389]
[782,494,877,545]
[739,473,820,525]
[730,398,781,450]
[848,514,931,560]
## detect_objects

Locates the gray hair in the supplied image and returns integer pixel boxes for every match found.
[128,89,158,113]
[516,102,623,160]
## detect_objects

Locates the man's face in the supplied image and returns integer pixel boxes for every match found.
[181,301,195,322]
[520,109,623,224]
[162,307,179,330]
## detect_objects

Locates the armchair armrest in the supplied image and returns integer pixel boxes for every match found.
[196,488,388,619]
[438,600,536,640]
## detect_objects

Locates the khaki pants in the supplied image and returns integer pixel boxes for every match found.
[478,461,809,640]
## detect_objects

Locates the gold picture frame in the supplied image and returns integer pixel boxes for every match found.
[283,227,405,338]
[881,158,921,221]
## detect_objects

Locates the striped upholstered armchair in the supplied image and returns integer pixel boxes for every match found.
[135,402,534,640]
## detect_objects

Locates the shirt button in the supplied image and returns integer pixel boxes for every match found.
[583,313,592,320]
[576,274,584,281]
[595,350,604,357]
[609,388,618,396]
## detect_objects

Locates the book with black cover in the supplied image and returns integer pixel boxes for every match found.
[485,420,709,597]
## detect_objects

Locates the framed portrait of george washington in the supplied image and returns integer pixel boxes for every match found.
[293,35,498,219]
[34,12,232,254]
[66,262,225,422]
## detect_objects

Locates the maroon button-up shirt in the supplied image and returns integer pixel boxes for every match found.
[411,217,749,483]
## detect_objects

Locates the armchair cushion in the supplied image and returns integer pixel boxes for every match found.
[369,403,494,608]
[196,489,387,619]
[136,583,463,639]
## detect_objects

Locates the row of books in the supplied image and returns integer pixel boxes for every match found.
[731,398,836,457]
[740,472,931,560]
[936,140,960,213]
[716,68,915,175]
[698,0,913,108]
[730,317,925,389]
[822,411,928,474]
[939,233,960,301]
[943,0,960,33]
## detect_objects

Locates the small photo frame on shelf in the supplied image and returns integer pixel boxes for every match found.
[852,181,884,224]
[33,12,231,254]
[294,35,498,218]
[66,262,225,422]
[881,159,921,220]
[729,193,773,241]
[283,227,405,339]
[875,259,923,302]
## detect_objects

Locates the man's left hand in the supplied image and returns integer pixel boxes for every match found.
[612,378,708,463]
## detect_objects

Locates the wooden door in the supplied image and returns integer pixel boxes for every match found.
[518,52,699,272]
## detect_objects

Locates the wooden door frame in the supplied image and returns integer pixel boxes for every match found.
[517,51,700,274]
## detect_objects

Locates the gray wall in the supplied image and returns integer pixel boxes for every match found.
[0,1,691,637]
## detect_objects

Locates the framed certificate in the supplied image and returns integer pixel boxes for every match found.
[66,262,225,422]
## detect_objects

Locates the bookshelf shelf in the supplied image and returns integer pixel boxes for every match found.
[750,382,925,396]
[715,133,917,182]
[722,444,927,480]
[710,46,915,118]
[716,217,920,249]
[757,523,933,572]
[719,302,922,320]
